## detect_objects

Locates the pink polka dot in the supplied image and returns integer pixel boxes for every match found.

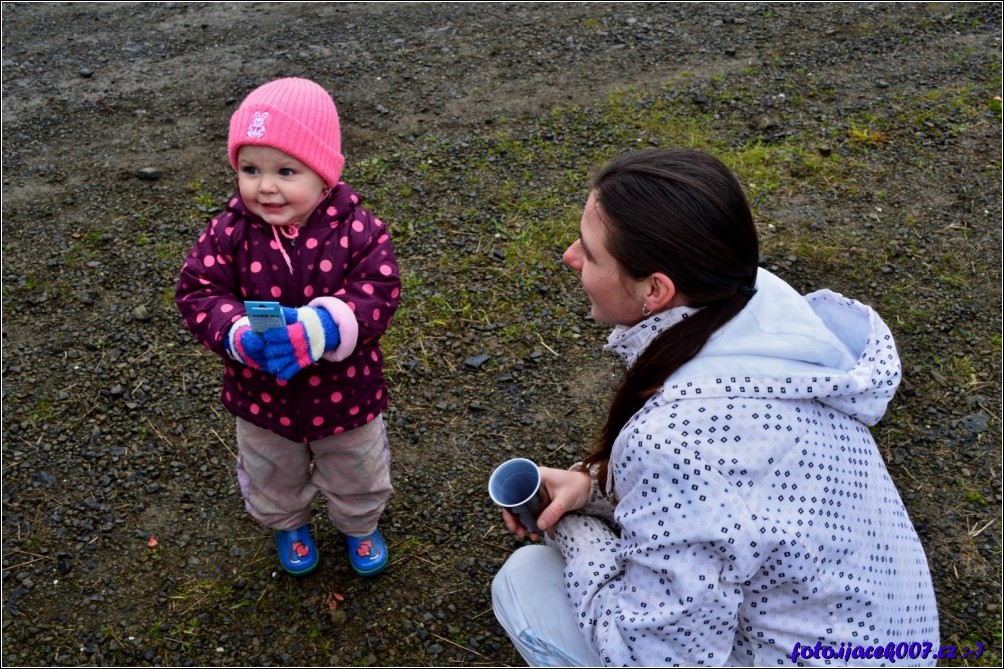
[304,285,314,298]
[320,259,333,272]
[262,393,272,403]
[391,288,400,299]
[379,264,393,276]
[196,312,207,323]
[376,389,383,400]
[349,406,360,416]
[270,286,282,298]
[371,351,379,362]
[326,206,337,216]
[366,413,375,422]
[280,416,292,427]
[331,391,343,403]
[346,367,357,378]
[363,366,371,376]
[225,391,232,401]
[216,254,226,265]
[229,196,239,207]
[334,426,345,434]
[221,303,234,314]
[203,255,216,267]
[372,308,381,321]
[309,376,322,387]
[306,238,318,249]
[250,404,260,415]
[225,226,234,236]
[312,416,324,427]
[350,194,359,204]
[378,234,389,243]
[352,220,364,232]
[270,240,280,251]
[242,368,253,379]
[251,261,263,273]
[340,236,349,248]
[362,283,374,295]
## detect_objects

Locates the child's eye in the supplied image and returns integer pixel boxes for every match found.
[242,166,258,175]
[279,168,295,177]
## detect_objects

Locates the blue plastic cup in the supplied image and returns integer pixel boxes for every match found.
[489,458,549,534]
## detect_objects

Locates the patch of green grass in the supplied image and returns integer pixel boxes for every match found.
[168,578,234,616]
[372,61,999,384]
[187,181,218,212]
[25,398,55,427]
[64,241,96,265]
[964,489,988,506]
[848,125,889,145]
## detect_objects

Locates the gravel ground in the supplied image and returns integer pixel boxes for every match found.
[2,2,1001,666]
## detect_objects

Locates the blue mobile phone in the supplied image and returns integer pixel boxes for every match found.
[245,301,284,333]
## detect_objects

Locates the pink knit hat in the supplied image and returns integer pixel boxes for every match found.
[228,78,345,187]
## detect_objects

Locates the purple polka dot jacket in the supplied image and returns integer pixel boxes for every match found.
[551,269,938,666]
[176,183,400,442]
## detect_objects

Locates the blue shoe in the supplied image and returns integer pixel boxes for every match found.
[274,525,319,576]
[346,529,388,576]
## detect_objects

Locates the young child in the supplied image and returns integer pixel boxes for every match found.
[176,77,401,577]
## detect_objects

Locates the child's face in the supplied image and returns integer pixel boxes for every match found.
[236,146,327,227]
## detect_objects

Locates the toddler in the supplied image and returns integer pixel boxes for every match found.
[176,77,401,577]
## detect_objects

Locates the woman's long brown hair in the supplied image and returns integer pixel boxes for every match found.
[581,149,760,495]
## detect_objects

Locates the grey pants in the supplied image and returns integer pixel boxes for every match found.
[235,415,392,536]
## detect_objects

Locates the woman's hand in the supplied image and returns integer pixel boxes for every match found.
[500,467,592,541]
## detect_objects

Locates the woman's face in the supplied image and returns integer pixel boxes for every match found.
[562,192,647,326]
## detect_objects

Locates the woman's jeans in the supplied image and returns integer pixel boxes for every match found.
[492,544,603,667]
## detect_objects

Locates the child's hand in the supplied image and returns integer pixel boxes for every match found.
[264,305,341,380]
[226,322,272,371]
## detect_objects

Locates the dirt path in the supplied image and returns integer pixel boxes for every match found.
[3,3,1001,666]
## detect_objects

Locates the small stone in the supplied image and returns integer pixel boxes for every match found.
[136,167,162,181]
[464,353,489,369]
[960,414,989,434]
[79,68,94,78]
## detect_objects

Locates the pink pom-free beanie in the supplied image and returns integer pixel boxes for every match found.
[228,78,344,187]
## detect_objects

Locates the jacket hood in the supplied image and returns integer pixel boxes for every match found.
[604,269,901,425]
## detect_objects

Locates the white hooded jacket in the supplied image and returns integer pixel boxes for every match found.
[552,269,939,666]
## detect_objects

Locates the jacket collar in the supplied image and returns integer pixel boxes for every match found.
[603,305,701,369]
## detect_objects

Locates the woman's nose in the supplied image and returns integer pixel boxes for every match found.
[563,240,583,272]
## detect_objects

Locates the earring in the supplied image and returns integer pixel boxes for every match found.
[641,304,652,317]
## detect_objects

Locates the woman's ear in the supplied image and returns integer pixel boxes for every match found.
[644,272,682,312]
